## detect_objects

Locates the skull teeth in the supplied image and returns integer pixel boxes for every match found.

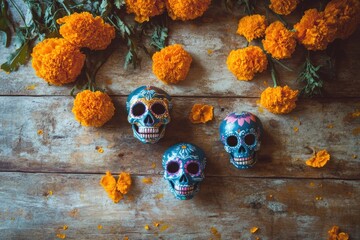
[234,157,253,165]
[174,185,195,195]
[139,133,160,139]
[138,127,160,134]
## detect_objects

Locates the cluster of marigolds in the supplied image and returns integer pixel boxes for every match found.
[31,0,357,202]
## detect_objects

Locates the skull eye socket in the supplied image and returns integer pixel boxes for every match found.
[151,102,166,115]
[131,102,146,117]
[186,162,200,175]
[244,133,256,145]
[226,136,238,147]
[166,161,180,174]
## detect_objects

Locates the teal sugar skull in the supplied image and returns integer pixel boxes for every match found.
[162,143,206,200]
[219,112,263,169]
[126,86,172,144]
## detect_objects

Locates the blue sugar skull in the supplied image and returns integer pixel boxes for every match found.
[162,143,206,200]
[219,112,263,169]
[126,86,172,144]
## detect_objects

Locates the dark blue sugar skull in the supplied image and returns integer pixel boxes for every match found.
[219,112,263,169]
[126,86,172,144]
[162,143,206,200]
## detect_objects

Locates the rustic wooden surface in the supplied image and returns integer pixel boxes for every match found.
[1,1,360,240]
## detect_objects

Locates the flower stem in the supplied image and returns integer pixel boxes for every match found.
[268,56,278,87]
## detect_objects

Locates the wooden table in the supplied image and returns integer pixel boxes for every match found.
[1,2,360,239]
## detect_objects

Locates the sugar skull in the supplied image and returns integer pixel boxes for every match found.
[162,143,206,200]
[219,112,263,169]
[126,86,172,144]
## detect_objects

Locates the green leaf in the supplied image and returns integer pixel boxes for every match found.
[100,0,112,17]
[0,0,12,47]
[1,40,30,72]
[151,24,168,50]
[114,0,124,9]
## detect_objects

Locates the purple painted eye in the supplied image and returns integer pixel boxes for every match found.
[244,133,255,145]
[167,161,180,174]
[131,102,146,117]
[185,161,200,175]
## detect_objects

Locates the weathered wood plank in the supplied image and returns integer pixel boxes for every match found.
[0,172,359,239]
[1,4,359,97]
[1,96,359,178]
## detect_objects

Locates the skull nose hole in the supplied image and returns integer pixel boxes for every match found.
[239,146,246,153]
[144,115,154,125]
[179,174,188,183]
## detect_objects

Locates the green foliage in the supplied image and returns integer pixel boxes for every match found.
[0,0,12,47]
[150,21,168,51]
[298,53,324,97]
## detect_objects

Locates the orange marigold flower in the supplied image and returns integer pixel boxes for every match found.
[72,90,115,127]
[328,225,349,240]
[226,46,268,81]
[269,0,298,15]
[294,9,335,51]
[189,103,214,124]
[125,0,165,23]
[324,0,360,40]
[117,172,132,194]
[260,86,299,114]
[165,0,211,21]
[263,21,296,60]
[32,38,85,86]
[57,12,115,50]
[305,149,331,168]
[237,14,267,42]
[152,44,192,84]
[100,171,123,203]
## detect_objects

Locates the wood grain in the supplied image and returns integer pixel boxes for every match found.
[0,172,359,240]
[1,4,359,97]
[1,96,359,178]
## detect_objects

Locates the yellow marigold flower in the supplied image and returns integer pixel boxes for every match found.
[152,44,192,84]
[305,149,331,168]
[226,46,268,81]
[32,38,85,86]
[269,0,298,15]
[125,0,165,23]
[294,9,335,51]
[100,171,123,203]
[324,0,360,40]
[166,0,211,21]
[262,21,296,60]
[72,90,115,127]
[260,86,299,114]
[57,12,115,50]
[189,103,214,124]
[328,225,349,240]
[116,172,132,194]
[237,14,267,42]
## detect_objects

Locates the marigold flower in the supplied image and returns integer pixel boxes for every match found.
[269,0,298,15]
[165,0,211,21]
[116,172,132,194]
[328,225,349,240]
[152,44,192,84]
[125,0,165,23]
[100,171,123,203]
[57,12,115,50]
[32,38,85,86]
[263,21,296,60]
[226,46,268,81]
[72,90,115,127]
[294,9,335,51]
[189,103,214,123]
[260,86,298,114]
[324,0,360,40]
[237,14,267,42]
[305,149,331,168]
